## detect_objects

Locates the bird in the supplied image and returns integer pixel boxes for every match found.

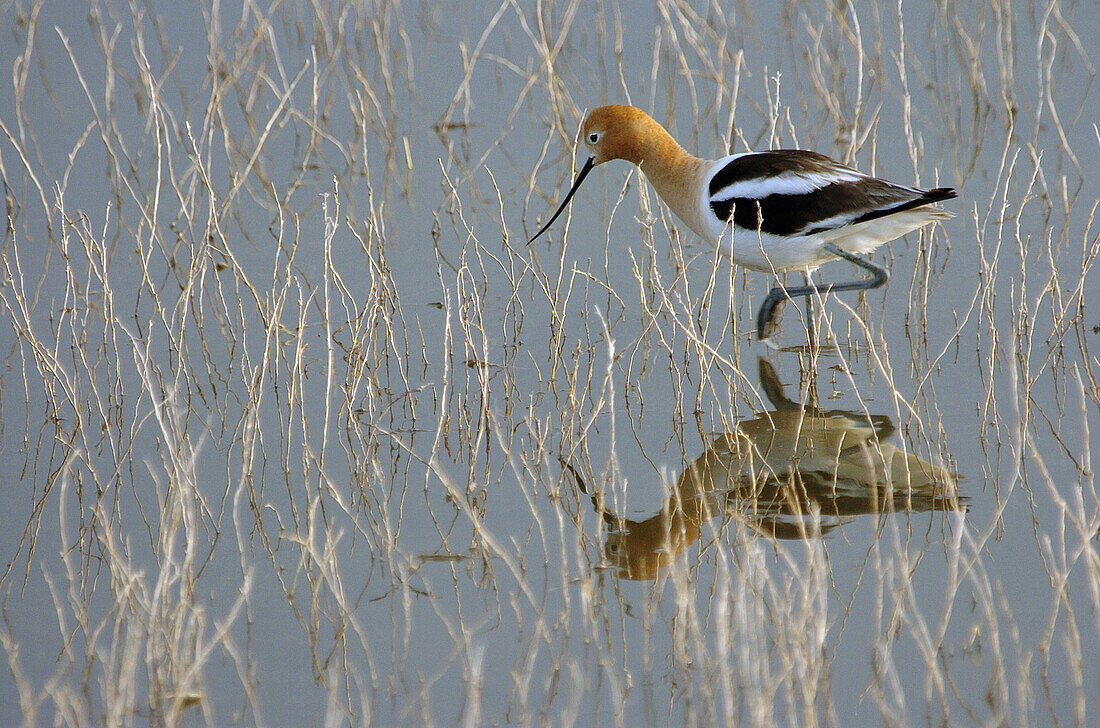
[528,104,956,340]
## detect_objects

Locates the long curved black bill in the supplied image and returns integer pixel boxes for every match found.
[528,156,596,243]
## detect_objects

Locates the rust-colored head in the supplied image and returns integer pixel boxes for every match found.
[528,105,674,243]
[579,105,660,166]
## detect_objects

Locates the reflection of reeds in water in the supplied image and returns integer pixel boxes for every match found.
[1,0,1097,725]
[586,359,965,579]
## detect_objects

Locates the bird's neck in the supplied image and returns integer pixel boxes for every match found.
[633,130,710,238]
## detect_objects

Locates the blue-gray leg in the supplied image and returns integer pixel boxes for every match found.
[756,244,890,340]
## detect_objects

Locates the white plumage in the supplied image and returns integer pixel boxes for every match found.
[529,105,956,339]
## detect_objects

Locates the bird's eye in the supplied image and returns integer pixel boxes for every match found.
[587,131,601,144]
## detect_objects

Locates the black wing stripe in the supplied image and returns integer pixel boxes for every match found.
[711,182,956,238]
[708,150,846,197]
[838,187,958,230]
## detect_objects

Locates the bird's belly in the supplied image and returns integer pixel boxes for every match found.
[716,228,830,273]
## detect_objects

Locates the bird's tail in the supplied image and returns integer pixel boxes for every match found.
[922,187,958,204]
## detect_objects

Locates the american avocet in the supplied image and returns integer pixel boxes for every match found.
[528,105,956,340]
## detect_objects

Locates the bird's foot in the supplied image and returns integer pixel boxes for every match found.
[756,289,786,341]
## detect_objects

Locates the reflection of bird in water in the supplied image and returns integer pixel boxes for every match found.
[572,359,965,580]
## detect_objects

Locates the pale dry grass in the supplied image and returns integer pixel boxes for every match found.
[1,0,1097,726]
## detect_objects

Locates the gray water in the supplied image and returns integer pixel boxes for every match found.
[1,1,1097,726]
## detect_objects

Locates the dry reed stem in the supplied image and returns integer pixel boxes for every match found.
[0,0,1096,726]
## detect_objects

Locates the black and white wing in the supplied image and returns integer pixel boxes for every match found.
[708,150,956,237]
